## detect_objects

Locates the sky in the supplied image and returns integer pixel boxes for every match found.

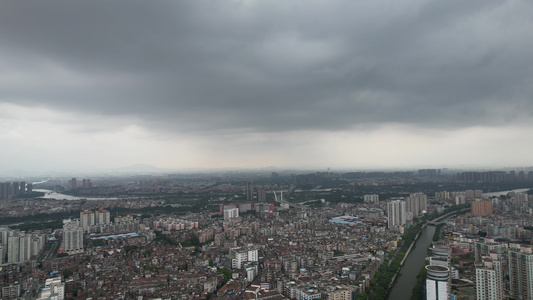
[1,0,533,173]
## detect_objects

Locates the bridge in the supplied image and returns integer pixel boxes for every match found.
[273,190,310,209]
[427,207,470,226]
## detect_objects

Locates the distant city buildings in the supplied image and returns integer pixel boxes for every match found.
[0,181,30,200]
[1,169,533,299]
[456,170,533,182]
[364,194,379,204]
[219,202,274,215]
[418,169,441,177]
[68,177,93,189]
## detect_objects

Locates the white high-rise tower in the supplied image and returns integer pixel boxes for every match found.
[387,200,406,228]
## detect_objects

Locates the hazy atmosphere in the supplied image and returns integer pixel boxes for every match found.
[1,0,533,173]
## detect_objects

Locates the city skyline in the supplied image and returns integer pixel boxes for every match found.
[1,1,533,173]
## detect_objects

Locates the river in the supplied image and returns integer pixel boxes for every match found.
[387,225,436,300]
[483,188,531,197]
[34,189,120,201]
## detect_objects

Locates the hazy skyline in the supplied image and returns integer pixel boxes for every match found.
[1,0,533,173]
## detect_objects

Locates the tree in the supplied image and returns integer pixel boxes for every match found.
[63,269,73,279]
[217,268,232,284]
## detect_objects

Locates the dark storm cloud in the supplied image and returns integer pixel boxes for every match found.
[1,0,533,134]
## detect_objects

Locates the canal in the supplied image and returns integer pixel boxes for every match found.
[387,225,436,300]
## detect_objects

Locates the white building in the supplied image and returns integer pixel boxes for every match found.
[476,256,503,300]
[228,247,259,269]
[95,209,111,225]
[37,277,65,300]
[223,208,239,220]
[426,265,449,300]
[62,220,83,254]
[2,228,46,264]
[7,233,31,264]
[387,200,406,228]
[80,210,95,233]
[246,266,258,282]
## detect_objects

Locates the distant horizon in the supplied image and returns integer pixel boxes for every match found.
[2,163,533,178]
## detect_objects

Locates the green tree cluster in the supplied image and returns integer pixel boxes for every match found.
[217,268,232,285]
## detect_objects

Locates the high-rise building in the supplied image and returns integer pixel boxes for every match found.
[0,244,5,264]
[257,189,267,202]
[27,183,33,193]
[11,182,19,197]
[62,221,83,254]
[80,210,96,233]
[1,182,11,200]
[387,200,406,228]
[69,178,77,189]
[435,191,450,201]
[95,209,110,225]
[364,194,379,203]
[471,200,493,216]
[475,255,503,300]
[406,192,427,216]
[20,182,26,194]
[508,245,533,299]
[7,233,31,264]
[30,234,45,257]
[426,265,449,300]
[224,208,239,220]
[0,226,10,245]
[246,181,254,201]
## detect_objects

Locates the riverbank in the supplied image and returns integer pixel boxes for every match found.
[401,224,425,265]
[387,225,436,299]
[386,223,426,297]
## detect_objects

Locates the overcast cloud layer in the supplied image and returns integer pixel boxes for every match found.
[1,0,533,173]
